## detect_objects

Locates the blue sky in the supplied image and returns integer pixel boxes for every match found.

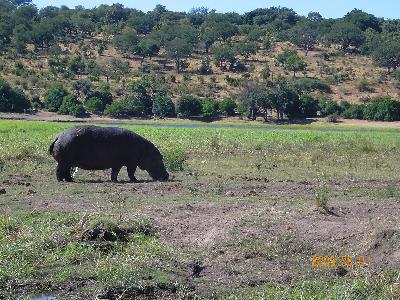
[31,1,399,19]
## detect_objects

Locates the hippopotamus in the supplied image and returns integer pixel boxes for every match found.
[49,125,169,182]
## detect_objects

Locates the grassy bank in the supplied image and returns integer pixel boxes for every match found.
[0,119,399,299]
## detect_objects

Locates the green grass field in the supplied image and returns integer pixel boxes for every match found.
[0,119,399,299]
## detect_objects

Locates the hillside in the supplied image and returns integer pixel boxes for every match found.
[0,2,400,120]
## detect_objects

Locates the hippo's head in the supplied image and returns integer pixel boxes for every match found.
[139,144,169,181]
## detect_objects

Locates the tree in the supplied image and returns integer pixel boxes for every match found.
[113,28,139,56]
[328,22,365,51]
[201,98,219,118]
[237,80,265,120]
[344,9,381,32]
[152,94,175,117]
[68,55,85,77]
[165,37,192,73]
[73,79,93,98]
[106,58,130,80]
[372,38,400,73]
[30,21,55,49]
[85,97,104,114]
[284,55,307,77]
[58,94,86,117]
[235,40,257,59]
[289,21,318,55]
[219,98,236,116]
[0,79,30,112]
[260,64,271,80]
[211,43,236,70]
[176,95,202,118]
[298,94,319,117]
[277,49,307,77]
[43,85,69,112]
[12,24,29,54]
[307,11,322,21]
[136,37,160,64]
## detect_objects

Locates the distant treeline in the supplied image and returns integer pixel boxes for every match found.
[0,0,399,72]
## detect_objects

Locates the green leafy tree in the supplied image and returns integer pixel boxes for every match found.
[237,80,265,120]
[328,22,365,51]
[113,28,139,56]
[219,98,237,116]
[165,37,192,73]
[152,94,175,117]
[289,21,318,55]
[68,55,85,77]
[30,22,54,49]
[85,97,104,114]
[372,38,400,73]
[73,79,93,98]
[176,95,202,118]
[298,94,319,117]
[235,40,257,59]
[43,85,69,112]
[201,98,219,118]
[277,50,307,77]
[0,79,30,112]
[136,37,160,64]
[12,24,29,54]
[58,94,86,117]
[211,43,236,70]
[104,96,145,118]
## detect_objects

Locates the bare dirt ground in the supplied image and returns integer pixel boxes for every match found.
[2,171,399,297]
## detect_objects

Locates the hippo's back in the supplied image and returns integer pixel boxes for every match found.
[51,126,145,170]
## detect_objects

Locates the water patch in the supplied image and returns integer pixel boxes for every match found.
[30,296,56,300]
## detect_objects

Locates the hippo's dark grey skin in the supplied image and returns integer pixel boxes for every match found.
[49,125,169,183]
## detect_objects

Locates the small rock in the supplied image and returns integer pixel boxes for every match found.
[225,191,235,197]
[335,266,348,277]
[189,260,204,278]
[0,188,6,194]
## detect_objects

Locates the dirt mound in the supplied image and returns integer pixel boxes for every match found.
[81,223,129,242]
[367,229,400,268]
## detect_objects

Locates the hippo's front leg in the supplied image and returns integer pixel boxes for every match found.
[111,166,122,183]
[56,163,73,182]
[127,165,139,182]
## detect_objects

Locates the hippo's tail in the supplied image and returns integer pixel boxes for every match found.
[48,137,58,156]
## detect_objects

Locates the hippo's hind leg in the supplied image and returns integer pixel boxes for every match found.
[111,166,122,183]
[127,165,139,183]
[56,163,73,182]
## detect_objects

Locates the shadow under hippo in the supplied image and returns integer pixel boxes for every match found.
[49,125,169,183]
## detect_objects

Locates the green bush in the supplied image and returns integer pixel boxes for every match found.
[298,94,319,117]
[152,95,175,118]
[326,113,339,123]
[85,97,104,114]
[341,104,364,119]
[201,98,220,118]
[291,78,331,94]
[163,147,188,171]
[58,95,86,117]
[0,79,30,112]
[319,100,342,117]
[176,95,202,118]
[219,98,237,116]
[104,97,145,118]
[357,79,374,92]
[44,85,69,112]
[260,65,271,80]
[364,98,400,121]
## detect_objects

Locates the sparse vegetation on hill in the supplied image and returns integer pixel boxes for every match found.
[0,1,399,120]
